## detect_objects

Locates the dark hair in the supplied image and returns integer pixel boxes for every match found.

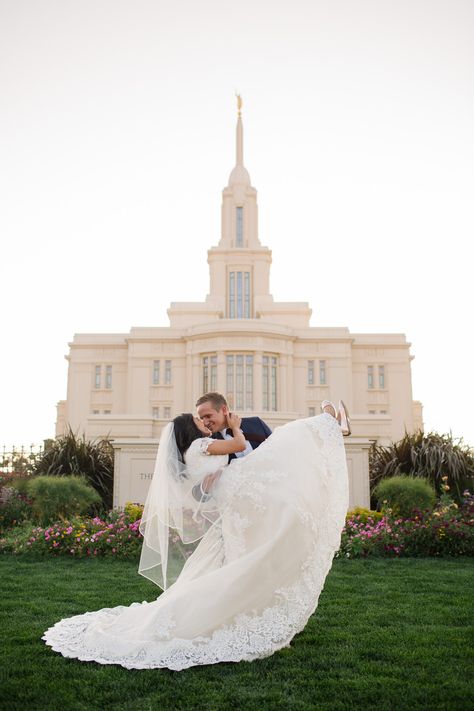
[173,413,203,460]
[195,392,228,410]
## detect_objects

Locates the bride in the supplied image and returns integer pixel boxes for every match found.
[42,403,349,671]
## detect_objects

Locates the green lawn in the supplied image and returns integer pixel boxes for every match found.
[1,556,473,711]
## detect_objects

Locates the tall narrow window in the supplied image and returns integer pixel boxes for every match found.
[244,272,250,318]
[236,355,244,408]
[307,360,314,385]
[378,365,385,389]
[103,410,111,415]
[226,355,234,408]
[92,409,99,415]
[94,365,101,389]
[245,355,253,410]
[164,406,171,419]
[319,360,326,385]
[229,271,251,318]
[229,272,235,318]
[262,355,278,411]
[202,356,209,393]
[152,407,159,419]
[308,406,316,417]
[202,355,217,392]
[226,354,253,410]
[105,365,112,389]
[236,206,243,247]
[165,360,172,384]
[153,360,160,385]
[210,355,217,390]
[237,272,242,317]
[367,365,374,389]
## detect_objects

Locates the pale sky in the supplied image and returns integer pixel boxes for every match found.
[1,0,473,448]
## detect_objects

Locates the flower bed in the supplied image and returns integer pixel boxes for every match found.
[337,490,474,558]
[0,512,143,558]
[1,493,473,560]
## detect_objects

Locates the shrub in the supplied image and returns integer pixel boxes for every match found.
[0,487,33,533]
[370,431,474,503]
[33,429,114,509]
[8,476,31,496]
[124,502,144,523]
[373,475,436,518]
[26,476,101,526]
[346,507,384,524]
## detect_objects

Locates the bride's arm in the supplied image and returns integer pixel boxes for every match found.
[205,413,246,455]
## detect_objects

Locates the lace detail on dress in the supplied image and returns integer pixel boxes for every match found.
[42,527,343,672]
[42,413,349,672]
[154,610,176,639]
[221,511,250,562]
[199,437,214,455]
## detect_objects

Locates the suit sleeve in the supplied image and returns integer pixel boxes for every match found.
[256,417,272,438]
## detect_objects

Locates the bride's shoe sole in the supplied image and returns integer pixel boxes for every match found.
[339,400,351,436]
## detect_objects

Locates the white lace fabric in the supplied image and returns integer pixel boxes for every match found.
[42,414,349,670]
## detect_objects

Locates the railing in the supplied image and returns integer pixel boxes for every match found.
[0,445,45,476]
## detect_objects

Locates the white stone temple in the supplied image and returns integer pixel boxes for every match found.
[55,101,422,508]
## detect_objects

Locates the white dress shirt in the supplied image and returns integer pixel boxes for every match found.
[219,429,253,458]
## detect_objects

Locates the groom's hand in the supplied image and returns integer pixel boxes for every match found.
[201,470,222,493]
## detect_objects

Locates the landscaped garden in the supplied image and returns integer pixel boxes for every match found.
[0,429,473,710]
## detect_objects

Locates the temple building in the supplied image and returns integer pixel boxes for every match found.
[56,102,423,483]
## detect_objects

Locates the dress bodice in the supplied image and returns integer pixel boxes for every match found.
[184,437,228,484]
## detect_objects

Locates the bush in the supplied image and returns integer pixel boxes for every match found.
[124,502,144,523]
[8,476,31,496]
[370,430,474,503]
[26,476,101,526]
[33,429,114,510]
[373,475,436,518]
[0,487,33,533]
[346,507,384,524]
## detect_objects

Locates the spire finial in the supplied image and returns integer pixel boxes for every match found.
[235,93,243,166]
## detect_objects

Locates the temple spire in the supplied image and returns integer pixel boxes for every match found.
[236,94,243,166]
[228,94,250,187]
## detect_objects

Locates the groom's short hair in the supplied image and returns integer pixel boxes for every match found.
[196,392,228,410]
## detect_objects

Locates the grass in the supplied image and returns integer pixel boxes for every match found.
[1,556,473,711]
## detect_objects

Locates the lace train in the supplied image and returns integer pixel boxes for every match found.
[42,414,348,670]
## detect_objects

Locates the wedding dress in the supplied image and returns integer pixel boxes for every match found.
[42,413,349,670]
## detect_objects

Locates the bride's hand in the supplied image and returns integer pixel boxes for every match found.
[226,412,242,432]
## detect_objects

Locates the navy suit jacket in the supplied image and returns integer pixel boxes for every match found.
[213,416,272,461]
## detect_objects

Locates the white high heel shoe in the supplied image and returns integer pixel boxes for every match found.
[321,400,337,418]
[338,400,351,436]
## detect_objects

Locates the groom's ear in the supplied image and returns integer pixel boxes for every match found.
[221,405,229,416]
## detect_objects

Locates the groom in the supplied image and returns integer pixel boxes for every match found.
[193,391,272,499]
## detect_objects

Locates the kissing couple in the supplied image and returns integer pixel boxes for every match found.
[43,392,350,670]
